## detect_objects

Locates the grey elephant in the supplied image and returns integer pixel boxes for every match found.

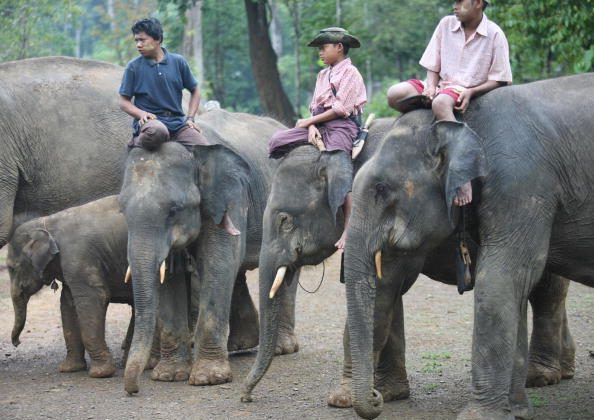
[0,56,130,248]
[8,195,132,377]
[121,109,300,395]
[343,73,594,419]
[241,125,575,406]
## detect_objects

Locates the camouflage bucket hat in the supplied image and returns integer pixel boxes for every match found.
[307,27,361,48]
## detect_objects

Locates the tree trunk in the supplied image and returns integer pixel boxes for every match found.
[244,0,295,126]
[336,0,342,26]
[288,0,301,114]
[184,1,204,87]
[269,0,283,56]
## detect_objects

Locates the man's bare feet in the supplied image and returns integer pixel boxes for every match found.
[453,182,472,206]
[218,212,241,236]
[335,230,347,250]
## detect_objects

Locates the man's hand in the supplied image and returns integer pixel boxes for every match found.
[139,112,156,126]
[295,118,312,129]
[187,119,201,132]
[454,88,473,113]
[422,85,437,100]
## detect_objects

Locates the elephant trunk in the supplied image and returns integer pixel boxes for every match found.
[344,224,383,419]
[241,258,285,402]
[11,288,30,347]
[123,238,164,395]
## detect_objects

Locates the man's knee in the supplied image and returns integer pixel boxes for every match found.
[139,120,170,150]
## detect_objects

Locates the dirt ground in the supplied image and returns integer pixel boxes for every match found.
[0,249,592,420]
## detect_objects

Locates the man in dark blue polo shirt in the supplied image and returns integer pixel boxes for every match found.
[119,17,208,150]
[119,18,240,235]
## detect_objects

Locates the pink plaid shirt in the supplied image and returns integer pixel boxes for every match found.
[310,57,367,117]
[420,14,512,89]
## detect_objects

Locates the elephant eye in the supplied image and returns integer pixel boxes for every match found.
[277,212,294,233]
[168,204,183,218]
[375,182,388,195]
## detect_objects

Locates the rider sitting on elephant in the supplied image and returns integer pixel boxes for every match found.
[268,27,367,250]
[386,0,512,206]
[118,17,239,235]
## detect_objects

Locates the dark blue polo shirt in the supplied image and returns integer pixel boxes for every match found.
[119,48,198,135]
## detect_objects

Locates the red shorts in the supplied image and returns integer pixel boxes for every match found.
[407,79,462,103]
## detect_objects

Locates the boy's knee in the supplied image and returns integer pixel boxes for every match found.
[387,83,408,110]
[431,95,455,120]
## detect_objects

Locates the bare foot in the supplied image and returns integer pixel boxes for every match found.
[334,230,347,250]
[218,212,241,236]
[453,182,472,206]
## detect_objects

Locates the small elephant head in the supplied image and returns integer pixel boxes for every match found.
[118,140,250,394]
[7,226,60,347]
[243,145,352,400]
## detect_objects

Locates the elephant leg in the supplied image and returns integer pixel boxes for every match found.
[509,299,533,419]
[58,285,87,373]
[460,239,550,420]
[526,273,575,387]
[375,294,410,402]
[227,271,260,352]
[69,278,116,378]
[275,269,299,355]
[189,221,243,386]
[327,322,354,408]
[559,308,576,379]
[151,271,191,382]
[147,323,161,370]
[328,255,409,408]
[0,164,18,248]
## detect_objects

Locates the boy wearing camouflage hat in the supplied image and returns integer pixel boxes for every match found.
[268,27,367,250]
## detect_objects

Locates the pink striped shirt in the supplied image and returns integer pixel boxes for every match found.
[310,57,367,117]
[420,14,512,89]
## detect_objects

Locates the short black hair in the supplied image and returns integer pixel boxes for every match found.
[131,18,163,43]
[342,43,351,56]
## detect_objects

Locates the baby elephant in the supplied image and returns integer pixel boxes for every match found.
[8,195,131,378]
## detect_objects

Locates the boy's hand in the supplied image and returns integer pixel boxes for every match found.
[308,124,321,145]
[295,118,312,129]
[454,89,473,113]
[139,112,156,126]
[422,85,436,100]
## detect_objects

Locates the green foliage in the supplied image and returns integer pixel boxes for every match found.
[0,0,82,61]
[420,351,451,374]
[0,0,592,112]
[489,0,594,81]
[527,390,546,408]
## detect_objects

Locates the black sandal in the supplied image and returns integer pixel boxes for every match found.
[396,94,432,113]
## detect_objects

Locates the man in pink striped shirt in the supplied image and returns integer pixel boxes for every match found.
[387,0,512,206]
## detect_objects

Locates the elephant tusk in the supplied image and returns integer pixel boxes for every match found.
[375,251,383,280]
[269,266,287,299]
[124,266,131,284]
[160,261,166,284]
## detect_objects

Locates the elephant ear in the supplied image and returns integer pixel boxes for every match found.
[432,121,488,223]
[22,229,60,277]
[320,151,353,225]
[193,144,250,225]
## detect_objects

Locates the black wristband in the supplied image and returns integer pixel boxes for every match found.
[186,116,195,122]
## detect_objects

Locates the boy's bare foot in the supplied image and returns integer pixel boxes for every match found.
[453,182,472,206]
[335,230,347,250]
[218,212,241,236]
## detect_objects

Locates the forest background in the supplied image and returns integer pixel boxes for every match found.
[1,0,592,124]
